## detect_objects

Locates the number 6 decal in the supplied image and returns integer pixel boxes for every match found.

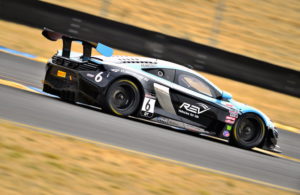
[141,97,156,113]
[95,72,103,82]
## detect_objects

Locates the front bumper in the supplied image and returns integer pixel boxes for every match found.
[262,127,281,153]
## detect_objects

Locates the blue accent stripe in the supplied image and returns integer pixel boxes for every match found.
[96,43,114,57]
[0,46,37,59]
[27,86,59,98]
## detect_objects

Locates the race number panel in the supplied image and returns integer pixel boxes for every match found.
[141,97,156,113]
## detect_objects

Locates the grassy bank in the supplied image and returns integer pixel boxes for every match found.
[43,0,300,71]
[0,120,296,194]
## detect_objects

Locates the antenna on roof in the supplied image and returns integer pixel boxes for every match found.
[187,64,194,69]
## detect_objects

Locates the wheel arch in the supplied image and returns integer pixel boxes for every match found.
[241,110,273,130]
[107,75,145,97]
[240,112,267,126]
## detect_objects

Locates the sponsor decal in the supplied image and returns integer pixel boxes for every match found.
[87,73,95,78]
[184,123,206,133]
[121,69,127,73]
[225,115,236,124]
[57,70,66,78]
[154,117,168,124]
[141,64,157,68]
[178,102,210,119]
[229,110,238,118]
[223,130,230,137]
[225,103,234,107]
[226,125,232,131]
[110,68,120,72]
[136,75,150,82]
[143,77,149,82]
[221,102,237,110]
[225,119,235,124]
[153,117,185,129]
[226,116,235,120]
[141,111,153,118]
[153,117,207,133]
[95,72,103,82]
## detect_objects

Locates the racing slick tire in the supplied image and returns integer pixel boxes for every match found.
[230,113,266,149]
[104,79,141,116]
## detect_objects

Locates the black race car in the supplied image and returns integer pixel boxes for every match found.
[42,29,279,152]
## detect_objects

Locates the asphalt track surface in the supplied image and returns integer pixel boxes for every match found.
[0,52,300,191]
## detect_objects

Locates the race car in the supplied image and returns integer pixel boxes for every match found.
[42,28,279,152]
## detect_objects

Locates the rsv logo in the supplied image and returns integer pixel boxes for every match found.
[179,102,210,114]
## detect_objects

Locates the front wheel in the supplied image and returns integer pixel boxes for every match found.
[104,79,141,116]
[230,114,265,149]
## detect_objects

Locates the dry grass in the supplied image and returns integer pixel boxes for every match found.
[0,20,299,128]
[43,0,300,71]
[0,120,297,195]
[0,20,136,58]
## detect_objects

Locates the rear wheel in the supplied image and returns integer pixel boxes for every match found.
[104,79,141,116]
[230,114,265,149]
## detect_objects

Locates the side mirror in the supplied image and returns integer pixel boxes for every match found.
[222,91,232,100]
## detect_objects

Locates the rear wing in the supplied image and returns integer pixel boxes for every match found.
[42,28,113,60]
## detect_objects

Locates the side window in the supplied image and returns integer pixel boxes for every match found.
[176,72,214,97]
[144,68,175,82]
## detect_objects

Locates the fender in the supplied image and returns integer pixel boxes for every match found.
[229,99,274,129]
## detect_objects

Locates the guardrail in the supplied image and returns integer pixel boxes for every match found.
[1,0,299,97]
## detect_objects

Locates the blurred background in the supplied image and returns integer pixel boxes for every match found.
[44,0,300,71]
[0,1,300,194]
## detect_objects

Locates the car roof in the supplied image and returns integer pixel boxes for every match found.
[61,52,222,94]
[97,55,222,92]
[98,55,192,72]
[61,52,192,72]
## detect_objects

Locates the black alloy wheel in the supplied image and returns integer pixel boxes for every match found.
[105,79,141,116]
[230,114,266,149]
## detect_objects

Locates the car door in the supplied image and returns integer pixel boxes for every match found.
[169,70,221,129]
